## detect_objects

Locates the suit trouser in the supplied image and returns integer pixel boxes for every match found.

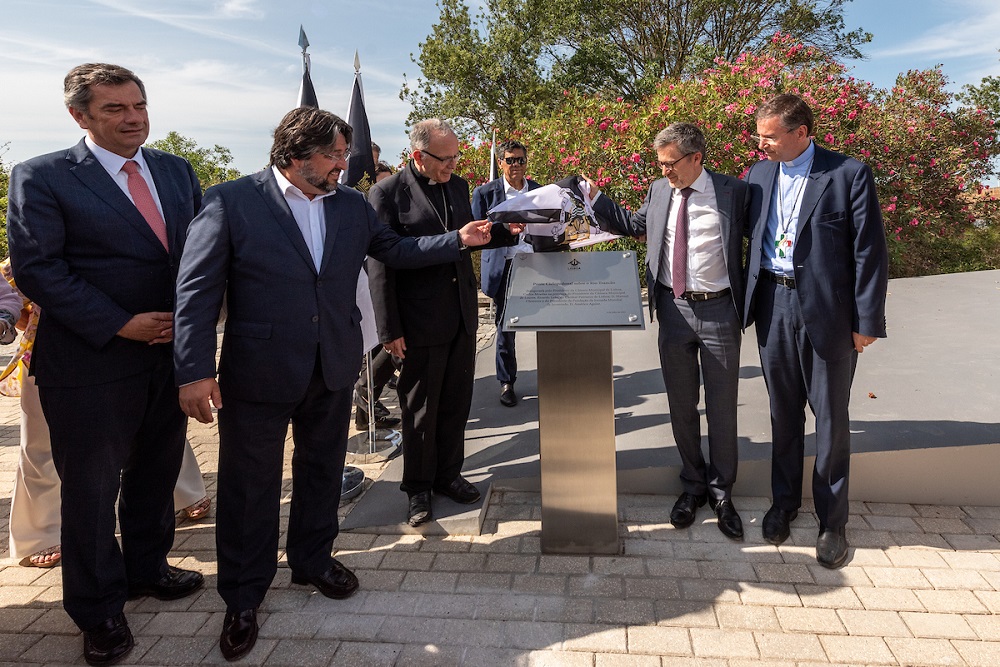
[216,356,351,612]
[397,329,476,494]
[8,372,205,555]
[492,259,517,385]
[38,356,185,631]
[355,346,399,404]
[655,285,742,501]
[754,280,857,530]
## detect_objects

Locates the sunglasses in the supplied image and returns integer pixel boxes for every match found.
[501,156,527,166]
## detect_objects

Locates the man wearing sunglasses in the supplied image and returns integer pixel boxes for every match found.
[472,140,541,408]
[587,122,751,541]
[368,119,521,527]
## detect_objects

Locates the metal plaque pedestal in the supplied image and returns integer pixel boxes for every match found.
[537,330,619,554]
[504,250,645,555]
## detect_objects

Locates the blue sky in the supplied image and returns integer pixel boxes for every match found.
[3,0,999,175]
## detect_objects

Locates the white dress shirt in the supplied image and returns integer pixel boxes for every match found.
[661,168,730,293]
[272,166,335,272]
[86,136,165,220]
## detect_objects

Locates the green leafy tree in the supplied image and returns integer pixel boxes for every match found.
[405,0,870,136]
[146,131,241,191]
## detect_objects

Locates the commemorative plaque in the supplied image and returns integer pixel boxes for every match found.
[503,251,644,554]
[502,251,645,331]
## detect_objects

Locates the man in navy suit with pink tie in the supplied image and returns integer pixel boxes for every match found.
[7,63,204,665]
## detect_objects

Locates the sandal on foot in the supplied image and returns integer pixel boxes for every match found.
[183,496,211,520]
[23,544,61,568]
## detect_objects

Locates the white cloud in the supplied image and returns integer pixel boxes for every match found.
[874,2,1000,60]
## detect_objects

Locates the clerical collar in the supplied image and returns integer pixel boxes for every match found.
[409,161,442,186]
[782,140,815,169]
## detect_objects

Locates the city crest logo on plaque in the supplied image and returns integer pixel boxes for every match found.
[568,258,581,270]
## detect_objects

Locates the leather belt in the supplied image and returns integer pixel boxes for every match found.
[669,287,731,302]
[762,269,796,289]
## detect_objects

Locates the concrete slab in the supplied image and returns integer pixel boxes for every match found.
[344,270,1000,532]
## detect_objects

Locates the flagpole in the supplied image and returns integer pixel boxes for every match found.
[489,128,498,182]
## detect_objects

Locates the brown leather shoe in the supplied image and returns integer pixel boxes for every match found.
[219,608,258,662]
[83,613,134,666]
[291,559,359,599]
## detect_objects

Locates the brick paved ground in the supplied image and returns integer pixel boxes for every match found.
[1,324,999,665]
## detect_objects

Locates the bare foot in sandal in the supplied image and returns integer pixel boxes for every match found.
[183,495,211,520]
[24,544,61,568]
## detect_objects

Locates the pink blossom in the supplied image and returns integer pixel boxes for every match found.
[824,133,835,144]
[599,122,608,131]
[586,117,595,126]
[630,153,642,163]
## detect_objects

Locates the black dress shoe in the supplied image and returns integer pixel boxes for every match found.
[433,475,481,504]
[83,613,134,666]
[219,608,258,662]
[670,492,707,529]
[128,566,204,600]
[816,527,849,569]
[407,491,432,526]
[499,383,517,407]
[709,498,744,540]
[355,406,401,428]
[291,559,359,599]
[762,505,798,545]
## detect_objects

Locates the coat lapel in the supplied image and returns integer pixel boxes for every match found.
[797,147,832,233]
[318,193,342,274]
[66,140,166,253]
[254,169,318,273]
[711,171,733,264]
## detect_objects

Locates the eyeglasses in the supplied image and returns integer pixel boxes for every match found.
[318,149,351,163]
[501,156,527,166]
[750,128,794,145]
[420,149,462,164]
[657,153,694,172]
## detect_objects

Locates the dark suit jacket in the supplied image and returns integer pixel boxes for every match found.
[7,139,201,386]
[471,177,541,298]
[592,169,751,322]
[743,144,889,360]
[173,168,464,404]
[367,164,515,347]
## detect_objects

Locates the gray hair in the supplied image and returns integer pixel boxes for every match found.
[64,63,146,114]
[653,122,706,157]
[409,118,455,152]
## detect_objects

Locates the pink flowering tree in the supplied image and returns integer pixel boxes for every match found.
[459,34,1000,277]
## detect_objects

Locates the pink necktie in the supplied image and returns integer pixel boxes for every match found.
[121,160,169,250]
[672,187,693,296]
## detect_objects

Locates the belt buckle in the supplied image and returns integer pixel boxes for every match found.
[687,292,708,302]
